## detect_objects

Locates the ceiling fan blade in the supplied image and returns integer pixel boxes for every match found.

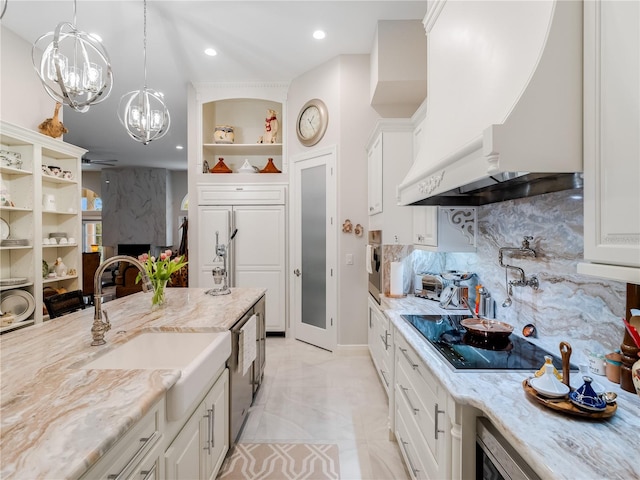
[82,156,118,165]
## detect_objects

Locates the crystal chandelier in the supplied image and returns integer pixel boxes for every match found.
[32,0,113,113]
[118,0,170,145]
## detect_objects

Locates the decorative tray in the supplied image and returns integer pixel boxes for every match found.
[522,379,617,419]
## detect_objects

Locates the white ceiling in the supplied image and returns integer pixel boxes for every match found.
[2,0,427,171]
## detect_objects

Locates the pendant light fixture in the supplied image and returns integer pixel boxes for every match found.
[118,0,170,145]
[32,0,113,113]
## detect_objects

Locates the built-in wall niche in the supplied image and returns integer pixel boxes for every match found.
[201,98,284,175]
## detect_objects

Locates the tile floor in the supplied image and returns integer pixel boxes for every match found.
[239,336,410,480]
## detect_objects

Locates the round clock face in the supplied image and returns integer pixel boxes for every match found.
[296,99,328,147]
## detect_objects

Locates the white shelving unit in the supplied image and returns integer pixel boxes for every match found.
[190,84,289,181]
[188,83,289,332]
[0,121,85,333]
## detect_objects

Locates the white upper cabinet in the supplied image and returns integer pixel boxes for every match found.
[367,120,414,245]
[413,207,476,252]
[578,0,640,285]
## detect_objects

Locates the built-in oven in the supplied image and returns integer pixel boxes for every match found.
[367,230,382,304]
[476,417,541,480]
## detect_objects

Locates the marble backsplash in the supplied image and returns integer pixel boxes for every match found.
[383,188,627,365]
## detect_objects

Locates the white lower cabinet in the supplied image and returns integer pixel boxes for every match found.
[368,297,392,396]
[79,399,165,480]
[394,332,449,480]
[165,368,229,480]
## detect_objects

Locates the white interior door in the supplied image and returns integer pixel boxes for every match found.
[291,147,336,351]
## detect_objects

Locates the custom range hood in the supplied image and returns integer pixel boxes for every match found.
[398,0,583,207]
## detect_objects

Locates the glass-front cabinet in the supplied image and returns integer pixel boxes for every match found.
[0,121,84,333]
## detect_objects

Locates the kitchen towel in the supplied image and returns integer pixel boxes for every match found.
[239,314,257,376]
[390,262,404,296]
[366,245,373,274]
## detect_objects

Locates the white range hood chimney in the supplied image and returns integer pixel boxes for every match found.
[398,0,583,206]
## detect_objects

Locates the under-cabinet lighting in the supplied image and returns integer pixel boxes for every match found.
[176,145,184,150]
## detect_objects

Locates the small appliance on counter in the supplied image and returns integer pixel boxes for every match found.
[439,270,476,310]
[414,273,445,301]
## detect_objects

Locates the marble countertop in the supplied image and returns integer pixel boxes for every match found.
[378,295,640,480]
[0,287,265,480]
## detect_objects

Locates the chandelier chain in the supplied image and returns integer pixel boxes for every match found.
[143,0,148,89]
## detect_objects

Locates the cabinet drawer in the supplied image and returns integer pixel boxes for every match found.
[396,356,442,463]
[395,396,428,480]
[197,185,286,205]
[395,334,439,399]
[81,399,164,480]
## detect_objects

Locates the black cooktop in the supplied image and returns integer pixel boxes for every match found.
[401,314,576,371]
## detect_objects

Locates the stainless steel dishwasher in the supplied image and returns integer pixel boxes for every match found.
[228,295,266,446]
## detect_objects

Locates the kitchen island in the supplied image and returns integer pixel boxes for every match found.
[379,294,640,480]
[0,287,265,479]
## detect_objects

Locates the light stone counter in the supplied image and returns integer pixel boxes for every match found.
[0,287,265,480]
[378,294,640,480]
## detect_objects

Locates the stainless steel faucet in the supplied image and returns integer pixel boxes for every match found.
[91,255,153,346]
[498,236,539,307]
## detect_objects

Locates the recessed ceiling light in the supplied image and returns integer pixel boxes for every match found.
[204,48,217,57]
[313,30,326,40]
[176,145,184,150]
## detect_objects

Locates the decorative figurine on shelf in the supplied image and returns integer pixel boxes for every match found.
[53,257,68,277]
[210,157,232,173]
[38,102,68,138]
[259,158,281,173]
[257,109,279,144]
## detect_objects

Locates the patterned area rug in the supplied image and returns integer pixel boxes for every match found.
[218,443,340,479]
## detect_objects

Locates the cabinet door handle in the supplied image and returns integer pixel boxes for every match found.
[140,462,157,480]
[379,333,388,349]
[203,409,212,454]
[400,385,419,415]
[399,347,418,370]
[293,269,301,277]
[107,431,158,480]
[399,435,420,478]
[434,403,445,439]
[380,369,389,387]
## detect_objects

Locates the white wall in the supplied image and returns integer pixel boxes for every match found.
[287,55,380,346]
[1,25,60,130]
[82,171,103,197]
[337,55,380,345]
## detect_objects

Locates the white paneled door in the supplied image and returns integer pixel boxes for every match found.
[291,147,337,351]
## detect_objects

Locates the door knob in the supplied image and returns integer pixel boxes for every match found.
[293,269,301,277]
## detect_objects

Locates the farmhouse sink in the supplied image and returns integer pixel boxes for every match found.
[81,331,231,421]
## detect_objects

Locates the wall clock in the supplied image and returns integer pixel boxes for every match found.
[296,99,328,147]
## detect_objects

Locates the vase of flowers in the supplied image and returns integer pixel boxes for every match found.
[136,250,187,307]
